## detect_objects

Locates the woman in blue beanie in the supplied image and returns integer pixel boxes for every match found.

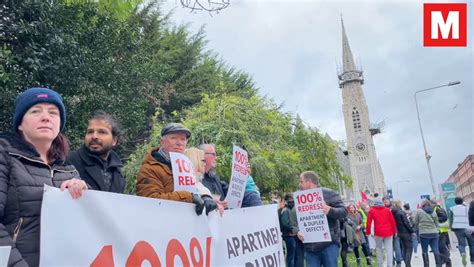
[0,87,87,266]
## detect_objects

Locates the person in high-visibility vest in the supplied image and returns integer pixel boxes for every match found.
[449,196,473,267]
[359,203,368,228]
[433,202,452,267]
[359,201,373,257]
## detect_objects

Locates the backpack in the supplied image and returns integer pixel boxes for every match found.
[435,206,448,223]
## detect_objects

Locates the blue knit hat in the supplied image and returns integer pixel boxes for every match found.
[13,87,67,132]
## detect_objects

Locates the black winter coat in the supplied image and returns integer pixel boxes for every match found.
[392,208,414,234]
[469,201,474,226]
[0,133,79,266]
[67,146,125,193]
[304,187,348,252]
[202,171,227,200]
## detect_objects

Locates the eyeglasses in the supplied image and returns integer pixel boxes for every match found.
[205,152,217,157]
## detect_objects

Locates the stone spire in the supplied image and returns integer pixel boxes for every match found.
[341,18,357,72]
[338,17,364,88]
[337,18,386,199]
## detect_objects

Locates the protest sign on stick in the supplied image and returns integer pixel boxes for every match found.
[293,188,331,243]
[224,145,249,209]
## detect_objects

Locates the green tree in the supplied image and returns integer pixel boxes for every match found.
[124,94,351,195]
[1,1,257,158]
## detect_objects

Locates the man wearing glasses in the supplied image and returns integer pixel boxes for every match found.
[199,144,228,209]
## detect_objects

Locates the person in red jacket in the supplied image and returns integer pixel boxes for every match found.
[366,197,397,267]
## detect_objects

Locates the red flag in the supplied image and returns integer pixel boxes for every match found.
[361,191,368,202]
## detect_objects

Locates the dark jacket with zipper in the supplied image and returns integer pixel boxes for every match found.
[202,171,227,200]
[469,201,474,226]
[0,133,79,267]
[304,187,348,252]
[67,145,125,193]
[392,207,414,234]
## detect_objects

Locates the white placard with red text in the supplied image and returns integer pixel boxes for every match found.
[170,152,198,193]
[224,145,249,209]
[40,186,284,267]
[293,188,331,243]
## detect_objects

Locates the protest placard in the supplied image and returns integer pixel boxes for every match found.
[170,152,198,193]
[293,188,331,243]
[224,145,249,209]
[0,246,11,267]
[40,186,284,266]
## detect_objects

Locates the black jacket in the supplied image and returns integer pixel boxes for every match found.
[469,201,474,226]
[304,187,348,252]
[202,171,226,200]
[68,146,125,193]
[0,133,79,266]
[392,208,414,234]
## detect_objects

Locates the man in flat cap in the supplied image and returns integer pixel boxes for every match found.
[136,123,216,215]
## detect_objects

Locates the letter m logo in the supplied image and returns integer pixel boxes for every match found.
[423,3,467,47]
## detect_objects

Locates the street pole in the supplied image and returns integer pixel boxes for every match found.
[395,179,410,198]
[414,81,461,197]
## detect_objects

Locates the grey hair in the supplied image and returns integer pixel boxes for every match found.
[198,144,215,151]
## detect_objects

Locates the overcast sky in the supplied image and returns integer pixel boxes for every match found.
[161,0,473,207]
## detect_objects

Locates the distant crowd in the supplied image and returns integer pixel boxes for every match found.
[278,188,474,267]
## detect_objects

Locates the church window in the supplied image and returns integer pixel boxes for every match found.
[352,109,361,131]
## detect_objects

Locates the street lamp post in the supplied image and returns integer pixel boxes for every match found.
[394,179,411,198]
[414,80,461,196]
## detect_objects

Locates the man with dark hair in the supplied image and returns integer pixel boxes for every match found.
[281,194,304,267]
[403,203,420,258]
[297,171,347,267]
[383,196,392,208]
[68,110,125,193]
[270,190,280,204]
[450,196,474,266]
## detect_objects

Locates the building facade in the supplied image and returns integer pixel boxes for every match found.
[446,154,474,202]
[337,21,386,200]
[326,134,354,202]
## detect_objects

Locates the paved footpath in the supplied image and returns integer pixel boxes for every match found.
[410,247,464,267]
[382,232,471,267]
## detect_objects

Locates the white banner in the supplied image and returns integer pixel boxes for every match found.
[170,152,198,193]
[293,188,331,243]
[224,145,249,209]
[40,186,283,267]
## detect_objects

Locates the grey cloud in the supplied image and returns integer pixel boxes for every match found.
[163,0,473,208]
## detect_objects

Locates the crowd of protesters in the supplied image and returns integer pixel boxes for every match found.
[1,87,474,267]
[0,87,267,266]
[278,191,474,267]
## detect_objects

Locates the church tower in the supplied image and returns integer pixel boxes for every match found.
[337,20,386,199]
